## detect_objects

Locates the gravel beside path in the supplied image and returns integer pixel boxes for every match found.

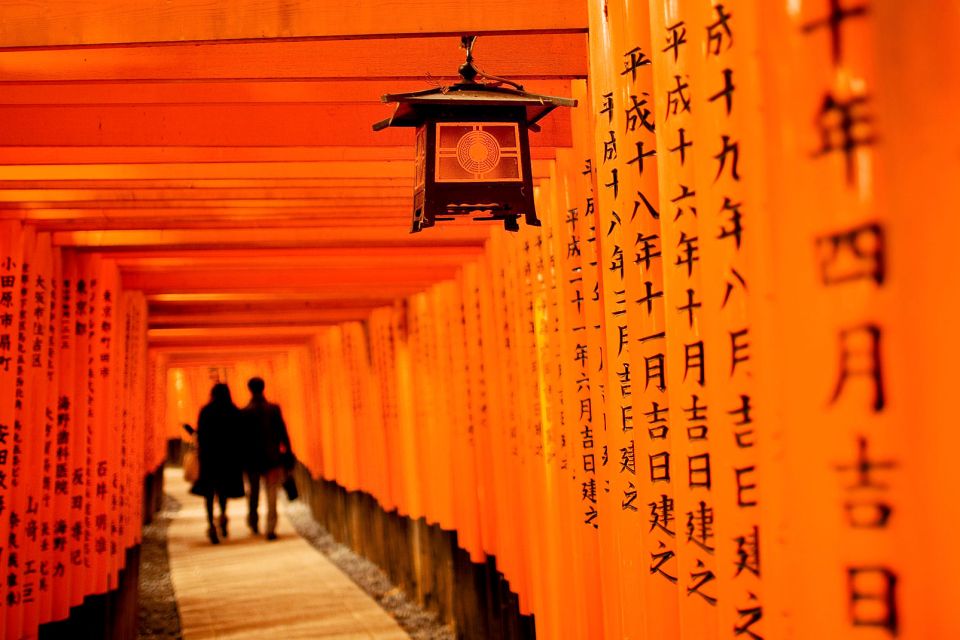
[137,495,184,640]
[284,501,456,640]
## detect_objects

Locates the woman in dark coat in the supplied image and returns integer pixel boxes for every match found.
[193,383,246,544]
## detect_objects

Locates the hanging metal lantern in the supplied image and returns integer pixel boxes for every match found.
[373,36,576,232]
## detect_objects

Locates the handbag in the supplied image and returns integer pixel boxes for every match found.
[280,449,296,471]
[182,449,199,483]
[282,474,299,501]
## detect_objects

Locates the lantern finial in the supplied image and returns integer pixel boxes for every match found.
[459,35,479,83]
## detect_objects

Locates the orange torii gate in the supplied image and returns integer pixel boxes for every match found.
[1,1,959,639]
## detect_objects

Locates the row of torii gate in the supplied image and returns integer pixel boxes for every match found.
[0,1,958,639]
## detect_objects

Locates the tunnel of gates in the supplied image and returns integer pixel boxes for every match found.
[1,1,960,639]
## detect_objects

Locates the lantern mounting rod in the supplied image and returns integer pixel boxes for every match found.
[458,35,524,91]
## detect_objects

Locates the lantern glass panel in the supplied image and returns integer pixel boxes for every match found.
[414,126,426,188]
[434,122,522,183]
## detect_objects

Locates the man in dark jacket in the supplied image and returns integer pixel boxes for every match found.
[241,377,292,541]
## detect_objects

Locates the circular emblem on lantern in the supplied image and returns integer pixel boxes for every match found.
[456,130,501,175]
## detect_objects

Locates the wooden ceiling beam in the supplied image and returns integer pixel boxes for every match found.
[0,161,411,180]
[148,295,394,307]
[4,198,412,210]
[150,326,331,338]
[137,285,440,306]
[26,219,414,232]
[9,214,418,232]
[0,146,556,164]
[144,285,426,301]
[146,292,399,304]
[52,226,492,250]
[0,187,412,203]
[0,79,573,105]
[0,178,414,190]
[148,298,389,311]
[148,334,314,348]
[8,211,418,232]
[149,309,377,328]
[117,246,479,268]
[149,306,386,320]
[0,35,586,82]
[0,160,556,180]
[122,265,457,293]
[156,346,296,361]
[0,103,572,147]
[0,1,586,49]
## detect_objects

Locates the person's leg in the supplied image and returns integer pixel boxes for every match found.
[265,468,281,540]
[205,494,219,544]
[218,494,229,538]
[246,470,260,534]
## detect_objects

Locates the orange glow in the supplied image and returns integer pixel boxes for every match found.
[0,1,956,638]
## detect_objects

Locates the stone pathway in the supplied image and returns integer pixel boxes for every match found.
[165,469,410,640]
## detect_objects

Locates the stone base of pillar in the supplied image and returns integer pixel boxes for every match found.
[294,464,536,640]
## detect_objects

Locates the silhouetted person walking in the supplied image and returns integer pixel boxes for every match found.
[193,383,246,544]
[242,377,292,541]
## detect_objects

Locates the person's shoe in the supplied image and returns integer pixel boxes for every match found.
[247,516,259,535]
[265,532,278,541]
[218,515,228,539]
[207,527,220,545]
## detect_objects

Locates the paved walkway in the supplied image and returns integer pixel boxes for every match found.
[165,468,410,639]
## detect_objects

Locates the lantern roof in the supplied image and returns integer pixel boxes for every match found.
[372,81,577,132]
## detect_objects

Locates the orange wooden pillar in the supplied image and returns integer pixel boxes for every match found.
[534,172,572,638]
[304,338,327,482]
[458,265,495,564]
[682,3,771,638]
[646,1,720,637]
[21,232,55,634]
[513,220,553,625]
[38,254,55,628]
[145,351,168,489]
[585,0,646,635]
[551,147,596,640]
[393,311,423,522]
[370,308,403,515]
[315,332,340,487]
[480,236,519,599]
[85,257,115,598]
[358,322,391,510]
[119,291,149,570]
[342,323,382,504]
[332,326,361,493]
[489,231,535,608]
[6,225,38,639]
[51,249,78,622]
[0,229,153,638]
[559,79,609,640]
[613,1,682,637]
[474,255,506,565]
[870,2,960,638]
[79,254,109,605]
[423,289,456,533]
[872,5,960,634]
[747,1,957,638]
[0,222,25,632]
[66,251,91,612]
[101,261,123,595]
[443,276,484,562]
[407,294,439,528]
